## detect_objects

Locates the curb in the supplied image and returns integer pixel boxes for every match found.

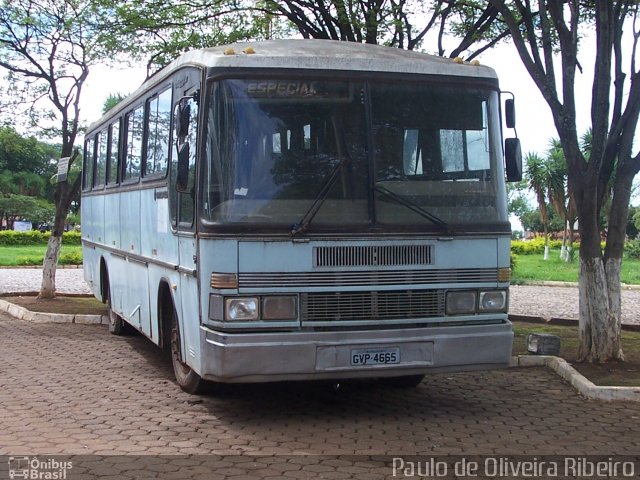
[0,299,108,326]
[515,280,640,291]
[511,355,640,402]
[509,313,640,332]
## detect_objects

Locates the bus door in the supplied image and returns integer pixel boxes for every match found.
[171,71,201,370]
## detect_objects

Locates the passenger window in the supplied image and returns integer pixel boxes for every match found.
[95,130,107,188]
[145,88,172,176]
[124,105,144,180]
[82,137,95,191]
[107,121,120,185]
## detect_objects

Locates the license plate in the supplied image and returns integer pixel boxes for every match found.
[351,347,400,366]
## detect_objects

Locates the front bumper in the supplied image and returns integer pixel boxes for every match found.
[199,321,513,383]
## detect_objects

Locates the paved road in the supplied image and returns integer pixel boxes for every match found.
[0,267,90,295]
[1,314,639,462]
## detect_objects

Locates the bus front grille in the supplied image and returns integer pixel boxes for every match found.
[301,290,445,322]
[238,268,498,288]
[313,245,433,267]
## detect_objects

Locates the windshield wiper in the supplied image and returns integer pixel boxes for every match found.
[290,155,349,236]
[290,117,351,236]
[373,184,450,231]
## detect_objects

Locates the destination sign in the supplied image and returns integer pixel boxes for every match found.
[244,80,350,100]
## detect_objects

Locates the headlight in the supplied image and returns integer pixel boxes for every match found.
[262,296,297,320]
[479,290,507,312]
[225,298,259,321]
[446,291,477,315]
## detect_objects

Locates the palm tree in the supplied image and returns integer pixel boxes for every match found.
[546,139,573,261]
[525,152,551,260]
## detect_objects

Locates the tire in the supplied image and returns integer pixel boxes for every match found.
[378,374,425,388]
[169,304,205,394]
[105,276,125,336]
[108,302,126,335]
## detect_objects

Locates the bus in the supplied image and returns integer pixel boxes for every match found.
[81,39,522,393]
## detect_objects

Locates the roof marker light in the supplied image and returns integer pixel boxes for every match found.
[470,59,480,66]
[453,57,464,64]
[224,48,236,55]
[243,47,256,54]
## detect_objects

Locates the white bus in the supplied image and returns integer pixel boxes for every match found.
[82,39,522,393]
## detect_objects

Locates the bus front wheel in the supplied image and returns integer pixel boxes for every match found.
[170,307,204,394]
[108,305,125,335]
[105,279,125,335]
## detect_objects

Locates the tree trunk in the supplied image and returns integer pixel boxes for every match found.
[40,234,62,298]
[39,204,67,299]
[578,257,624,362]
[560,221,568,261]
[38,150,81,299]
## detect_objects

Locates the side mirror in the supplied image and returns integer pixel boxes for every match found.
[176,142,190,192]
[175,102,190,139]
[505,138,522,182]
[505,98,516,129]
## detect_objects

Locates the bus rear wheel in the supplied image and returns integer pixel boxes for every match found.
[170,307,205,394]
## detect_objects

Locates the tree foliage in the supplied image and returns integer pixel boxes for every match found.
[0,126,60,202]
[102,93,127,115]
[94,0,516,73]
[0,194,55,229]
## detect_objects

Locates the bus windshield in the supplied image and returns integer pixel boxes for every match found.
[201,77,507,233]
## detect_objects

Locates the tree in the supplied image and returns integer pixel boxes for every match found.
[545,138,579,261]
[0,126,57,176]
[0,0,105,298]
[525,152,551,258]
[628,205,639,239]
[634,208,640,235]
[96,1,516,73]
[102,93,127,115]
[0,194,55,229]
[489,1,640,362]
[0,126,60,202]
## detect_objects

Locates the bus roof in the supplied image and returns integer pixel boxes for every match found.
[88,39,498,130]
[173,39,497,77]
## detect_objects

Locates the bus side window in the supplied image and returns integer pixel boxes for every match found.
[145,88,172,177]
[107,120,120,185]
[124,105,144,181]
[171,92,198,228]
[95,130,107,188]
[82,137,95,191]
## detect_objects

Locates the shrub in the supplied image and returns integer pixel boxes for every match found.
[58,251,82,265]
[626,240,640,260]
[0,230,81,246]
[61,231,81,245]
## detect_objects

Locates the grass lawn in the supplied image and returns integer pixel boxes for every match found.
[512,249,640,285]
[0,245,82,266]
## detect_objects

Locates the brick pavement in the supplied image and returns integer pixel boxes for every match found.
[0,311,639,478]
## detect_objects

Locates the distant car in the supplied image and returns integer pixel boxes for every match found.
[38,223,51,233]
